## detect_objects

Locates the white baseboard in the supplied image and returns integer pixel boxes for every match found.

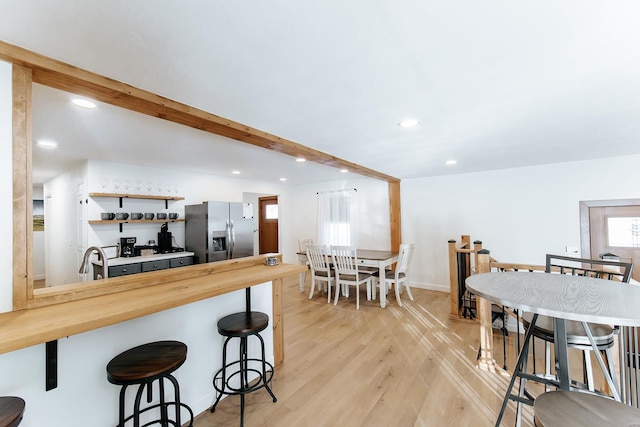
[408,281,449,293]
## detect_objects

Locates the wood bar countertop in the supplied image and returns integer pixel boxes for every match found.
[0,254,305,365]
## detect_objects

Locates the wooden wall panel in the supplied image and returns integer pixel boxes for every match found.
[389,181,401,250]
[12,64,31,310]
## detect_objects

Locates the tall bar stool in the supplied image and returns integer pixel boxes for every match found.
[0,396,25,427]
[106,340,194,427]
[210,289,277,427]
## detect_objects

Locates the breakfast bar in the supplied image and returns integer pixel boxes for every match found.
[0,255,303,362]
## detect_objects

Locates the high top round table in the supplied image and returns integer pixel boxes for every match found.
[466,272,640,424]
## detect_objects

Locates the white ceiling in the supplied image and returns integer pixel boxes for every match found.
[4,1,640,185]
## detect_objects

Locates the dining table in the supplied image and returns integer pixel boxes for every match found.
[297,249,399,308]
[466,271,640,426]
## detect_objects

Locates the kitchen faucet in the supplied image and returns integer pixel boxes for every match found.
[79,246,109,279]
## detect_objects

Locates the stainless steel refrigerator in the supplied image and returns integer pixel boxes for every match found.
[185,201,254,263]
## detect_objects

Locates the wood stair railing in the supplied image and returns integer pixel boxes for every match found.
[448,235,545,372]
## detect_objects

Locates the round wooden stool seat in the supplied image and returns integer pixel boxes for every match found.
[217,311,269,337]
[0,397,25,427]
[107,340,187,384]
[534,391,640,426]
[106,340,193,427]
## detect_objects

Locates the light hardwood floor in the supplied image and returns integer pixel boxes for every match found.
[193,274,554,427]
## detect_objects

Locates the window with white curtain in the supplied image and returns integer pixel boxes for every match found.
[317,189,357,246]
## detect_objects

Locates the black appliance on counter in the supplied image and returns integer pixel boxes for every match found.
[120,237,137,257]
[158,223,173,253]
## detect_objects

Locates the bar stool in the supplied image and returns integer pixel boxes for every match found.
[106,340,193,427]
[534,391,640,426]
[210,311,277,426]
[0,396,25,427]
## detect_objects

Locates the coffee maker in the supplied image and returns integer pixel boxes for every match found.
[158,223,172,253]
[120,237,137,257]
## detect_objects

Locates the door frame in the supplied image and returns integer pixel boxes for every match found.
[258,195,279,254]
[579,198,640,259]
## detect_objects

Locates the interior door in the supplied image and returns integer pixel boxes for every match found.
[582,200,640,281]
[258,196,278,254]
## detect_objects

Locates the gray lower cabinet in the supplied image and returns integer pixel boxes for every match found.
[93,255,194,279]
[170,256,194,268]
[109,264,142,278]
[142,259,170,272]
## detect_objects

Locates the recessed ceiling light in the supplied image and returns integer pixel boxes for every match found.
[36,139,58,149]
[71,98,97,109]
[279,178,287,182]
[295,158,306,162]
[398,119,419,128]
[445,160,457,165]
[340,169,348,173]
[232,170,241,175]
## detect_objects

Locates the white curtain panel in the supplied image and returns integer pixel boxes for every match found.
[317,189,357,247]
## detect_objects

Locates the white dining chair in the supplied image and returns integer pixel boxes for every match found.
[298,238,313,263]
[331,246,373,310]
[372,243,415,307]
[297,238,314,289]
[306,245,334,302]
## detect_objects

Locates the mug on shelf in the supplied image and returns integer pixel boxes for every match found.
[168,212,179,220]
[144,213,154,220]
[101,212,115,220]
[130,212,143,220]
[157,213,167,220]
[115,212,129,220]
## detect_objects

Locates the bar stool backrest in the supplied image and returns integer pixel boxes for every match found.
[545,253,633,283]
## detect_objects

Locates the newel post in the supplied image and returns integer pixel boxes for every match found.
[473,240,482,274]
[477,250,491,274]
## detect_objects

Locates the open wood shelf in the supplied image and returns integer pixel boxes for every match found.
[88,219,184,225]
[89,192,184,201]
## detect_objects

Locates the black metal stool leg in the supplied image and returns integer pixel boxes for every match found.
[159,377,168,427]
[118,384,128,427]
[495,314,538,427]
[240,336,247,427]
[133,382,146,427]
[240,393,245,427]
[211,337,232,413]
[256,333,277,402]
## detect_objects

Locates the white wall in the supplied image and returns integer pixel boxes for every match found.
[402,154,640,292]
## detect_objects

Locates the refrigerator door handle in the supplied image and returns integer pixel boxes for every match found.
[226,220,231,260]
[230,220,236,259]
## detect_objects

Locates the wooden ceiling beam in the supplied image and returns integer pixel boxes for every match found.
[0,40,399,183]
